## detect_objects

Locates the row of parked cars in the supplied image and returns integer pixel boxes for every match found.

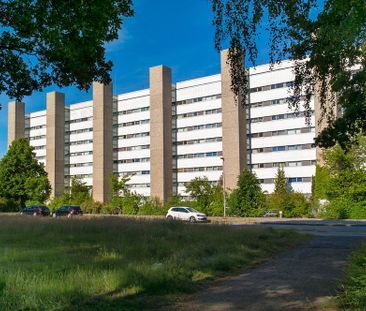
[21,205,83,217]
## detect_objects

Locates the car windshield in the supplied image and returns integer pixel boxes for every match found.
[186,207,199,213]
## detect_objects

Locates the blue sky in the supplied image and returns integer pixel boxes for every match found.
[0,0,275,157]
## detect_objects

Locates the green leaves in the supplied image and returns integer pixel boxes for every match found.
[0,0,134,100]
[211,0,366,147]
[0,138,51,207]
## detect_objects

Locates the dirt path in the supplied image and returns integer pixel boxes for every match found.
[173,236,364,311]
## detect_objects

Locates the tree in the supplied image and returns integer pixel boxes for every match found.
[65,176,91,205]
[210,0,366,148]
[0,0,133,100]
[228,169,266,217]
[185,177,215,214]
[269,167,291,212]
[0,138,51,207]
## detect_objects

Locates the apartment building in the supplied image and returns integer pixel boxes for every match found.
[7,50,318,202]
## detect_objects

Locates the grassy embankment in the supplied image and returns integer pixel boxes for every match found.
[0,215,304,310]
[338,243,366,310]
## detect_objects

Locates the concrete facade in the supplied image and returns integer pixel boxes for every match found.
[221,50,247,191]
[7,101,25,146]
[92,82,113,202]
[46,92,65,197]
[149,66,173,201]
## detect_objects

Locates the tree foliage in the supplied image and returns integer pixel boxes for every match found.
[315,135,366,218]
[0,0,133,100]
[65,176,91,205]
[0,138,50,207]
[228,169,266,216]
[210,0,366,148]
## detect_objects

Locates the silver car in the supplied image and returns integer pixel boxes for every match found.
[166,207,207,223]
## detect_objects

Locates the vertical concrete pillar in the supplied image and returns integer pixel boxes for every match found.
[46,92,65,197]
[149,65,173,202]
[314,80,339,165]
[7,101,25,146]
[93,82,113,203]
[221,50,247,191]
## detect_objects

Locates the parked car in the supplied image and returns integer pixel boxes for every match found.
[53,205,83,218]
[166,207,207,223]
[21,205,50,216]
[264,211,278,217]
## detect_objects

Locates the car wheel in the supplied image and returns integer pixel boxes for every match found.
[33,212,37,216]
[67,213,72,218]
[189,216,196,223]
[52,213,57,218]
[167,215,173,221]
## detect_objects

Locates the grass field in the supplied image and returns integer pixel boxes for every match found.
[338,242,366,310]
[0,215,304,310]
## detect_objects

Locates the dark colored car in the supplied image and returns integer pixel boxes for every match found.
[21,205,50,216]
[53,205,83,217]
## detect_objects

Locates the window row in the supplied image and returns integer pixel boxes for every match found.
[66,139,93,146]
[259,177,312,184]
[67,128,93,135]
[66,117,92,124]
[174,94,221,106]
[29,135,46,141]
[114,144,150,152]
[114,157,150,164]
[250,81,294,93]
[67,162,93,168]
[115,132,150,140]
[175,137,222,146]
[252,160,316,169]
[114,119,150,128]
[174,151,222,160]
[251,143,314,153]
[250,111,312,123]
[27,125,46,130]
[68,151,93,157]
[176,122,222,133]
[115,106,149,116]
[176,108,222,119]
[174,166,223,173]
[249,127,315,138]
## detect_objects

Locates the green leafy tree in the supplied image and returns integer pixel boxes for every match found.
[210,0,366,148]
[0,0,133,100]
[228,169,266,217]
[0,138,51,208]
[185,177,215,214]
[313,164,331,200]
[65,176,91,205]
[269,167,292,213]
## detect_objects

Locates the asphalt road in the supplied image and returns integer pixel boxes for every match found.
[172,222,366,311]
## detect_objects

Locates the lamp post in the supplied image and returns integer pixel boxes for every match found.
[221,157,226,218]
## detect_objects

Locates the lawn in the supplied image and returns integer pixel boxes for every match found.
[338,242,366,310]
[0,215,304,310]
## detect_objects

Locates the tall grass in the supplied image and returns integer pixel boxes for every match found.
[0,216,303,310]
[338,243,366,310]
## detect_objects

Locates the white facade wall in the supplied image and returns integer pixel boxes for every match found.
[114,90,151,196]
[27,111,47,166]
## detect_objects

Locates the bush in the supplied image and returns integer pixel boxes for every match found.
[81,200,111,214]
[139,197,167,215]
[0,197,19,212]
[323,197,351,219]
[48,196,66,212]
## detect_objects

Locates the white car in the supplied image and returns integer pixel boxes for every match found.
[166,206,207,223]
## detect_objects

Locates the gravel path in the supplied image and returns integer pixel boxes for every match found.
[174,236,365,311]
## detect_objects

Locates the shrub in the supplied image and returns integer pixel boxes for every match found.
[47,196,66,212]
[0,197,19,212]
[139,197,166,215]
[323,197,351,219]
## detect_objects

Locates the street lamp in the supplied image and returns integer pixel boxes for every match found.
[221,157,226,218]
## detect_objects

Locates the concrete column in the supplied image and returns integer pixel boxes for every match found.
[93,82,113,203]
[149,65,173,202]
[7,101,25,146]
[221,50,247,191]
[46,92,65,197]
[314,80,340,165]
